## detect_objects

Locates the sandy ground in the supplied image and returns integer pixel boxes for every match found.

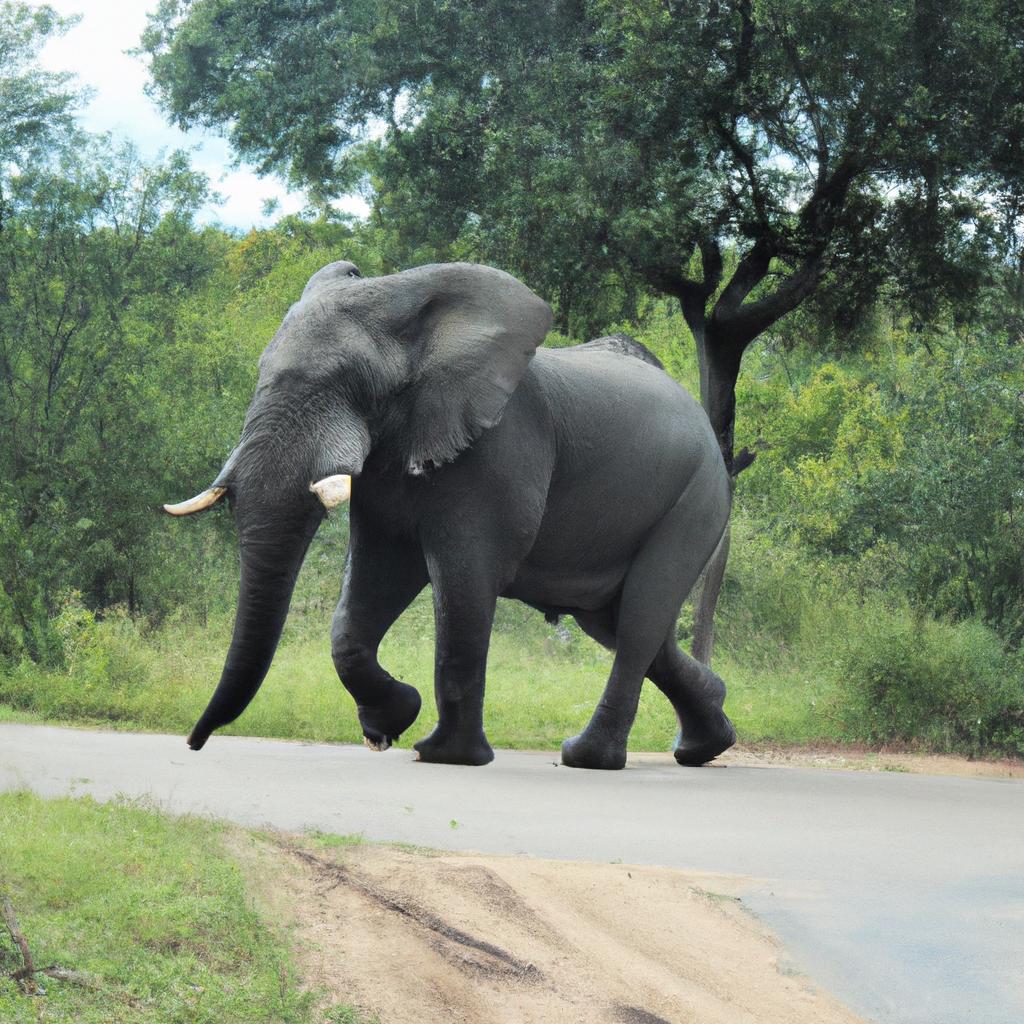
[232,834,865,1024]
[705,743,1023,778]
[8,725,1020,1022]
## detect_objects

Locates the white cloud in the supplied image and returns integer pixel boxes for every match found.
[37,0,368,230]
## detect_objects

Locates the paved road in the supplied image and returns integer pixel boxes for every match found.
[2,724,1022,1023]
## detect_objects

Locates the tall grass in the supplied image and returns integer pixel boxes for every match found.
[713,516,1024,755]
[4,510,1020,756]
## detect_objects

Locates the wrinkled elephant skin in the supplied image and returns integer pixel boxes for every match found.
[165,260,735,770]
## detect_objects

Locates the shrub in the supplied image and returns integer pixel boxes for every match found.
[713,514,849,660]
[836,612,1024,757]
[0,594,155,723]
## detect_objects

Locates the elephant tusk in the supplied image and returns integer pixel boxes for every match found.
[310,474,352,509]
[163,487,227,516]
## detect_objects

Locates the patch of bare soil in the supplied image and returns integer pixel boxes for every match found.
[235,834,865,1024]
[712,744,1023,778]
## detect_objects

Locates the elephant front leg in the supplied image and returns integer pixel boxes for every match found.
[414,568,497,767]
[334,640,424,752]
[332,526,428,751]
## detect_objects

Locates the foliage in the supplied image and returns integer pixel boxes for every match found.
[142,0,1024,466]
[878,340,1024,643]
[736,319,1024,646]
[740,361,906,552]
[836,615,1024,756]
[0,1,81,167]
[0,792,318,1022]
[0,139,222,651]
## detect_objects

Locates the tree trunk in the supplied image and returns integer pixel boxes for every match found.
[688,321,743,667]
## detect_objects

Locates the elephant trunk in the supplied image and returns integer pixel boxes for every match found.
[187,508,323,750]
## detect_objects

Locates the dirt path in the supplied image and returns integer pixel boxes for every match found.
[714,743,1023,779]
[236,836,864,1024]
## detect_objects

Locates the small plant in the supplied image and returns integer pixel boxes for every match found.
[323,1005,379,1024]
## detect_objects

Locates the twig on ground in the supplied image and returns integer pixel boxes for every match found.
[40,966,102,989]
[2,892,37,992]
[2,888,141,1005]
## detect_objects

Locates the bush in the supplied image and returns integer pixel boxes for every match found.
[836,612,1024,757]
[0,594,156,724]
[713,514,856,660]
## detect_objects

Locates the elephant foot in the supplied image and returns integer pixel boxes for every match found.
[357,680,422,752]
[414,728,494,766]
[561,726,627,771]
[674,709,736,766]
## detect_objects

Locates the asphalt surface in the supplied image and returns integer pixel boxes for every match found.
[2,723,1022,1024]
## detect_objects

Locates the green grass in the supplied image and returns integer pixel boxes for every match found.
[305,831,367,850]
[712,653,846,745]
[2,528,1020,757]
[0,705,46,725]
[0,594,685,751]
[0,792,368,1023]
[0,587,871,753]
[0,509,863,752]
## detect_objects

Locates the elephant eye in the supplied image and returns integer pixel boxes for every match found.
[346,268,361,278]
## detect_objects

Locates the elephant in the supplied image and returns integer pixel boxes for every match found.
[164,260,736,770]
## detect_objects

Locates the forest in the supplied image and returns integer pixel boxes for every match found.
[2,0,1024,757]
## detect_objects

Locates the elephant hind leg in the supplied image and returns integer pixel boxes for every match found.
[561,464,729,770]
[562,479,729,770]
[647,641,735,766]
[573,606,736,766]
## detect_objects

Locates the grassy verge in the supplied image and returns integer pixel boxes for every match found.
[0,594,851,753]
[0,595,686,751]
[1,516,1021,757]
[0,705,46,726]
[0,792,364,1023]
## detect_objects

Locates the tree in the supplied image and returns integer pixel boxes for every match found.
[142,0,1024,658]
[0,2,80,166]
[0,4,256,667]
[0,127,218,653]
[0,1,82,661]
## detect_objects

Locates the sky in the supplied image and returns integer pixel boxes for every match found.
[38,0,368,230]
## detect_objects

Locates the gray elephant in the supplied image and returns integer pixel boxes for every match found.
[165,260,735,770]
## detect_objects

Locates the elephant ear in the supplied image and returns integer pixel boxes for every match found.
[394,263,552,474]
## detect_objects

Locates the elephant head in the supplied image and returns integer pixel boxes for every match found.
[165,261,552,750]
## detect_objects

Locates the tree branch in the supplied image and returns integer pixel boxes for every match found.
[698,236,723,298]
[719,254,825,346]
[2,894,36,988]
[730,0,756,91]
[711,150,864,348]
[642,236,723,317]
[798,150,862,239]
[715,121,772,231]
[712,237,774,319]
[776,31,829,186]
